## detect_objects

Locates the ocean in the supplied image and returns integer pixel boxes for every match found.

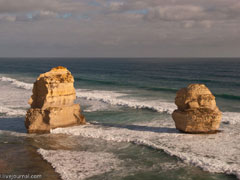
[0,58,239,180]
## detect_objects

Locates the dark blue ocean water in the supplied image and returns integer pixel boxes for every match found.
[0,58,239,112]
[0,58,239,180]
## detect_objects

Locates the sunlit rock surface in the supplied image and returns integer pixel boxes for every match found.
[172,84,222,133]
[25,66,85,133]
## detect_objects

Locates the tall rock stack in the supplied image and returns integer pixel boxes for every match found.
[172,84,222,133]
[25,66,86,133]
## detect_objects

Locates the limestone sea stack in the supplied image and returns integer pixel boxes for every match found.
[25,66,86,133]
[172,84,222,133]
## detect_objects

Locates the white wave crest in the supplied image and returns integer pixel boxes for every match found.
[0,130,27,137]
[0,76,33,90]
[0,76,239,124]
[38,148,122,180]
[76,89,176,114]
[52,122,240,179]
[0,106,26,117]
[222,112,240,125]
[76,89,240,124]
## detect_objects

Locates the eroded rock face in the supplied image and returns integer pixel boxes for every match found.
[172,84,222,133]
[25,66,85,133]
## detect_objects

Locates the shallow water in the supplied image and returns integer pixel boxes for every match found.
[0,125,237,180]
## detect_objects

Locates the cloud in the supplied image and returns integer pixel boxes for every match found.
[0,0,94,16]
[107,1,125,12]
[0,0,92,22]
[0,0,240,57]
[32,11,58,21]
[0,15,16,22]
[144,5,205,21]
[1,0,239,23]
[0,0,59,13]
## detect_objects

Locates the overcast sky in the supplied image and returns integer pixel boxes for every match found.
[0,0,239,57]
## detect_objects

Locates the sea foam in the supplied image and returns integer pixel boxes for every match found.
[0,76,33,90]
[76,89,239,124]
[222,112,240,125]
[0,130,27,137]
[0,106,26,117]
[76,89,176,114]
[38,149,121,180]
[0,76,31,117]
[0,76,239,125]
[52,121,240,179]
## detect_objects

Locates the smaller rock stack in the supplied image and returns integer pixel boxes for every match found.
[172,84,222,133]
[25,66,86,133]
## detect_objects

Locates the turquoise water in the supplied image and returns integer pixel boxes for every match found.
[0,58,239,179]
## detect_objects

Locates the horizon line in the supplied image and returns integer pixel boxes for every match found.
[0,57,240,59]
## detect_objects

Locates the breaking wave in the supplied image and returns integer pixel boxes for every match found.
[38,149,122,180]
[0,76,239,124]
[0,106,26,117]
[51,122,240,179]
[1,75,240,102]
[76,89,176,114]
[0,76,33,90]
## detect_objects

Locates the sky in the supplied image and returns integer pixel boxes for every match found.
[0,0,240,57]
